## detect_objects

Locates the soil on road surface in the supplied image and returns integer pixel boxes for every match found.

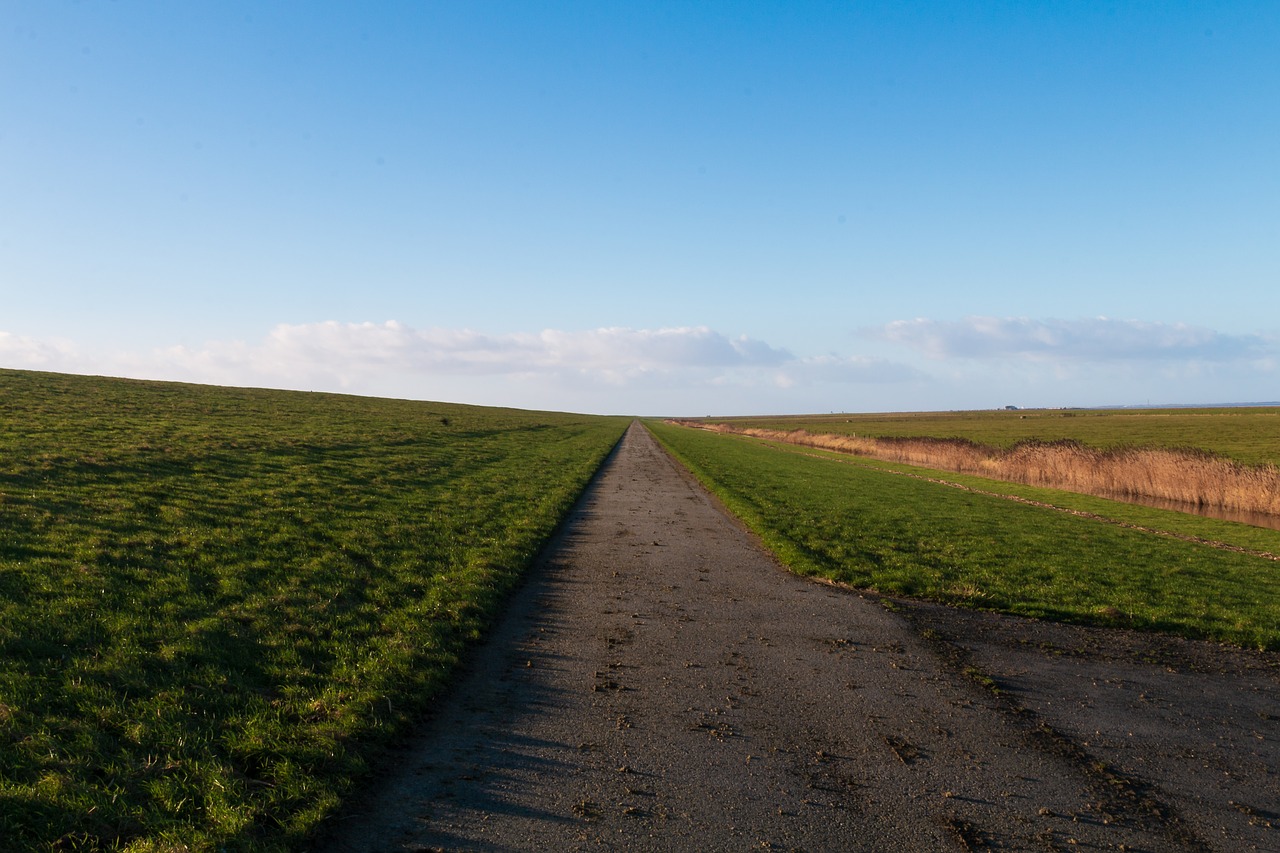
[317,422,1280,852]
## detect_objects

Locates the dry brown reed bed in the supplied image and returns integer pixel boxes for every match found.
[673,421,1280,520]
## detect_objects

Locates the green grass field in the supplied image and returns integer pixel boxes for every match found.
[0,369,627,851]
[647,420,1280,650]
[708,407,1280,465]
[6,368,1277,849]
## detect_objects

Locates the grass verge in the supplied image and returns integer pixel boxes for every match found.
[0,369,627,851]
[677,420,1280,520]
[647,420,1280,651]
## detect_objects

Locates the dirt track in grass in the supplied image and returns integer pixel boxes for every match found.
[315,422,1280,852]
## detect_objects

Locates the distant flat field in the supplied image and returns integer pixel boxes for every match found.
[704,407,1280,466]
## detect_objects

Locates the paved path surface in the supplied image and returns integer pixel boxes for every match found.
[317,422,1274,851]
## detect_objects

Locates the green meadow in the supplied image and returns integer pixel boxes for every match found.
[5,368,1278,850]
[647,420,1280,651]
[0,369,626,851]
[712,406,1280,466]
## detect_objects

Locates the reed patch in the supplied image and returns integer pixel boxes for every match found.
[676,420,1280,522]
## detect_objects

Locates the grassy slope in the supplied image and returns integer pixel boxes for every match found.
[648,421,1280,650]
[0,369,627,851]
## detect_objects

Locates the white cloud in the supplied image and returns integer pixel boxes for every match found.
[0,321,920,413]
[784,354,924,384]
[10,317,1268,415]
[161,322,794,382]
[875,316,1273,363]
[0,331,81,367]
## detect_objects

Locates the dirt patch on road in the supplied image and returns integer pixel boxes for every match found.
[892,595,1280,850]
[315,422,1280,852]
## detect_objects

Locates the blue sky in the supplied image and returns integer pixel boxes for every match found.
[3,1,1277,415]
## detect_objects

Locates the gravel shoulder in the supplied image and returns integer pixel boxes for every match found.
[315,422,1280,852]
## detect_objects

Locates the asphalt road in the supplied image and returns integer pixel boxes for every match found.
[317,422,1278,852]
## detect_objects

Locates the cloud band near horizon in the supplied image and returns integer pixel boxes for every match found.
[2,317,1274,413]
[1,322,914,390]
[877,316,1273,362]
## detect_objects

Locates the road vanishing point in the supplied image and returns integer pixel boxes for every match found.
[319,422,1279,852]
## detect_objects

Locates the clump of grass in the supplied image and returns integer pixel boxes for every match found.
[678,421,1280,521]
[648,420,1280,651]
[0,368,627,851]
